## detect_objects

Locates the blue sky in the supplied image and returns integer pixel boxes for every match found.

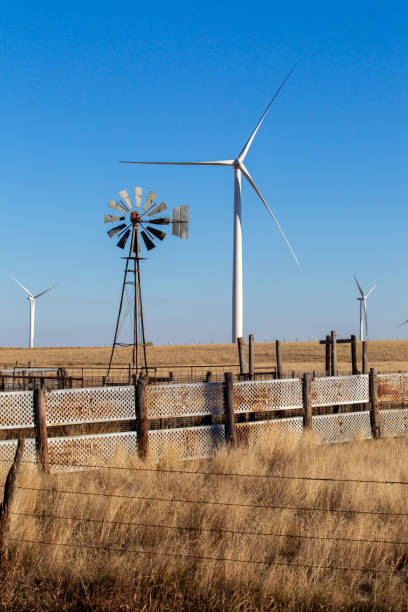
[1,0,408,347]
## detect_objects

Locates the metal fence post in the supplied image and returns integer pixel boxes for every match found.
[369,368,380,439]
[224,372,236,447]
[302,373,313,429]
[362,341,368,374]
[248,334,254,380]
[276,340,282,379]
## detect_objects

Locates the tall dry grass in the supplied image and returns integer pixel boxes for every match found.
[1,434,408,610]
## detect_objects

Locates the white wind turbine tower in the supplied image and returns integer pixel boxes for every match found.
[354,275,376,341]
[12,277,58,348]
[121,66,299,342]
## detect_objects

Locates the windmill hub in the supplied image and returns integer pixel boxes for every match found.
[130,211,141,226]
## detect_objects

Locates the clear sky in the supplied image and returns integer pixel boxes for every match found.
[1,0,408,347]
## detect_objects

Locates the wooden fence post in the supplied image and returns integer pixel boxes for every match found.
[136,375,149,458]
[237,338,247,377]
[369,368,380,439]
[0,439,25,564]
[34,388,49,474]
[325,335,330,376]
[224,372,236,447]
[351,335,359,374]
[330,331,337,376]
[275,340,282,379]
[248,334,254,380]
[362,341,368,374]
[302,373,313,429]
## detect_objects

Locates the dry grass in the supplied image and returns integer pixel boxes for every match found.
[2,339,408,373]
[1,434,408,610]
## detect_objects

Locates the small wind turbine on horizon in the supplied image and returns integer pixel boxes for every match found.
[11,277,59,348]
[354,275,376,341]
[120,65,299,342]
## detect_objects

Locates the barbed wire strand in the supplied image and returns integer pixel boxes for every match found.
[3,536,406,575]
[10,510,408,547]
[2,457,408,486]
[14,485,408,517]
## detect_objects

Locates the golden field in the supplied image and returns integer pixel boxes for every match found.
[1,434,408,610]
[1,340,408,373]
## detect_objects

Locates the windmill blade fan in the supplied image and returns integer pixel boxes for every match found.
[149,217,170,226]
[144,190,157,210]
[141,230,156,250]
[118,189,133,210]
[147,226,166,241]
[117,229,131,249]
[148,201,167,217]
[108,199,128,214]
[104,214,125,224]
[107,223,127,238]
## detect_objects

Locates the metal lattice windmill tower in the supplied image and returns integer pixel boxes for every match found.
[120,66,299,342]
[104,187,188,380]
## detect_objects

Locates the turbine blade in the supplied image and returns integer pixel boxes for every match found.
[365,284,376,299]
[120,160,234,167]
[238,64,297,161]
[397,320,408,328]
[144,191,158,210]
[104,214,125,224]
[141,230,156,250]
[354,275,364,297]
[118,189,133,210]
[117,229,131,249]
[134,187,143,208]
[108,199,128,214]
[146,226,166,241]
[241,164,299,265]
[107,223,127,238]
[11,276,33,297]
[33,283,59,299]
[148,201,167,217]
[149,217,170,225]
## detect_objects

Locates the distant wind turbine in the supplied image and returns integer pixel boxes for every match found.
[354,275,376,341]
[12,277,58,348]
[120,65,299,342]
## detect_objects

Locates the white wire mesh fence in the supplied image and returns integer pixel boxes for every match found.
[0,373,407,473]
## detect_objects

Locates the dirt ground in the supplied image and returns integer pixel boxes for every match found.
[1,340,408,373]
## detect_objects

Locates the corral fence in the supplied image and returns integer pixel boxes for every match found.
[0,364,357,391]
[0,369,407,472]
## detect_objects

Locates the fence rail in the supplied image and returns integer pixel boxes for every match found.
[0,370,407,472]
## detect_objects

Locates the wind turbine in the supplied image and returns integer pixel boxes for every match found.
[11,277,58,348]
[354,275,376,341]
[120,66,299,342]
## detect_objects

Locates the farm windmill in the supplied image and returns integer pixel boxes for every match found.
[11,277,58,348]
[104,186,188,380]
[120,66,299,342]
[354,275,376,341]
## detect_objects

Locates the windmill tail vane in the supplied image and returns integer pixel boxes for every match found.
[104,186,189,382]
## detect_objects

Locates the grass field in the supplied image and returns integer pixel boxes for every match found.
[1,340,408,373]
[1,434,408,610]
